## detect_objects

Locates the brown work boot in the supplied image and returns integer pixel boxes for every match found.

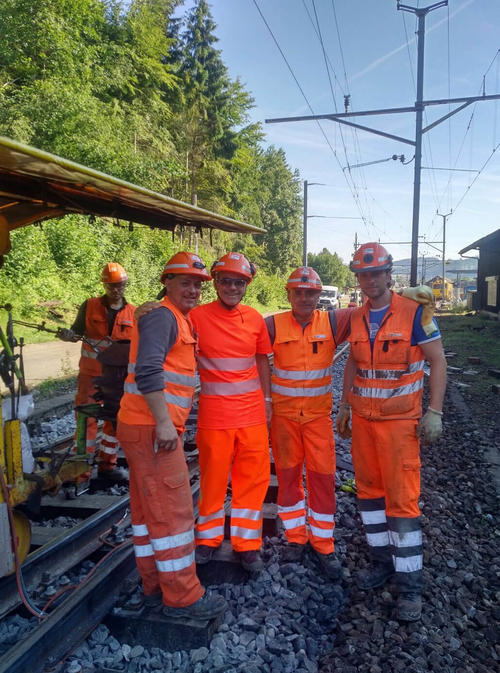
[397,592,422,622]
[241,549,264,572]
[195,545,218,565]
[356,561,395,590]
[162,592,227,621]
[281,543,306,562]
[97,466,128,482]
[314,549,342,580]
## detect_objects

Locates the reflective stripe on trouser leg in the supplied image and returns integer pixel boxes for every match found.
[271,415,307,546]
[74,372,99,482]
[117,422,204,608]
[131,521,158,596]
[358,497,392,563]
[303,416,336,555]
[230,424,270,552]
[195,427,235,548]
[387,516,423,593]
[98,420,119,469]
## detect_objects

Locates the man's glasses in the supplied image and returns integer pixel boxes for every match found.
[105,282,127,291]
[218,277,247,288]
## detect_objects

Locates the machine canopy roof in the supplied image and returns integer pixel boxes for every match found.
[0,137,265,235]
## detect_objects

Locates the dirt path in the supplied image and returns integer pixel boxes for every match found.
[21,341,80,388]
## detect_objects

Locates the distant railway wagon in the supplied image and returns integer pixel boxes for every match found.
[427,276,454,302]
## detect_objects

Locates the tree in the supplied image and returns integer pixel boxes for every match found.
[307,248,352,288]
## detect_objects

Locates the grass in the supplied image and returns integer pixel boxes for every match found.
[35,375,78,400]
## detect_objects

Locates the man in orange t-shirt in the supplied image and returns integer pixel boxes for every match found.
[191,253,272,572]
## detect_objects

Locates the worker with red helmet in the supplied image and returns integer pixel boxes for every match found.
[336,242,446,621]
[58,263,135,480]
[265,266,352,578]
[116,252,227,620]
[192,252,273,572]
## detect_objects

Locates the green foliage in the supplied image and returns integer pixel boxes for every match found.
[0,0,306,341]
[307,248,353,289]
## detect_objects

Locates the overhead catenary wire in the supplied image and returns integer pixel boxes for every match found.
[252,0,370,229]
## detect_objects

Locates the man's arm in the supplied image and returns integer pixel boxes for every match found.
[256,353,272,426]
[335,348,357,439]
[419,338,447,413]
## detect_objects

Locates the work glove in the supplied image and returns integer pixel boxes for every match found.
[416,407,443,446]
[57,328,77,342]
[335,403,352,440]
[134,301,162,322]
[399,285,436,337]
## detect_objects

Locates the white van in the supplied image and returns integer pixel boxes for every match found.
[317,285,339,311]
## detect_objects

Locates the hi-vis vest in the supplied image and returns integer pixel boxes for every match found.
[348,292,425,421]
[271,311,336,423]
[79,297,135,377]
[118,297,197,432]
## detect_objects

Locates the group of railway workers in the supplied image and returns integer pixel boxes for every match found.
[58,242,446,624]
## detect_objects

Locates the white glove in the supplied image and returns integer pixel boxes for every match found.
[400,285,434,304]
[416,407,443,446]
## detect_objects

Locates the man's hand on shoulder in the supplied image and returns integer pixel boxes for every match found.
[135,301,162,322]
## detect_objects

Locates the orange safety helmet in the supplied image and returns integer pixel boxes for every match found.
[160,251,211,283]
[350,242,393,274]
[210,252,256,284]
[286,266,322,291]
[101,262,128,284]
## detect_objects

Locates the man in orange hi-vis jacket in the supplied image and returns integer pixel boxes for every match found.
[336,242,446,622]
[117,252,227,620]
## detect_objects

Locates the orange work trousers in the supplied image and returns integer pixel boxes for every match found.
[195,424,270,553]
[74,373,118,479]
[351,413,423,593]
[271,415,336,554]
[116,422,204,608]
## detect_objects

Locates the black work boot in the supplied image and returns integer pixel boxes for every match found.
[313,549,342,580]
[241,549,264,572]
[163,592,227,621]
[143,592,162,608]
[195,545,218,565]
[281,543,306,562]
[397,592,422,621]
[356,561,395,590]
[97,466,128,482]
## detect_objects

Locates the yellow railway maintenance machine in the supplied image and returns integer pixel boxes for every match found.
[0,135,265,579]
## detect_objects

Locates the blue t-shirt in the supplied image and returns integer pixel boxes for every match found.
[369,304,440,347]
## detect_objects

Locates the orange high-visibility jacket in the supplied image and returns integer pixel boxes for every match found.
[118,298,197,432]
[271,310,336,423]
[79,297,135,377]
[348,292,425,421]
[191,301,272,429]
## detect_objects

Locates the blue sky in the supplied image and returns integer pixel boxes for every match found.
[183,0,500,263]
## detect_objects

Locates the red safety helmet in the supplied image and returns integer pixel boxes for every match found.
[101,263,128,284]
[286,266,323,291]
[211,252,256,284]
[160,251,211,283]
[350,242,393,274]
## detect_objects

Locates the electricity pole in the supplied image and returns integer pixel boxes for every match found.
[303,180,308,266]
[437,211,452,301]
[265,1,500,286]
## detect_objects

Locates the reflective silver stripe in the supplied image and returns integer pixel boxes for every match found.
[195,526,225,539]
[388,530,422,548]
[200,378,261,396]
[366,531,391,547]
[81,349,99,360]
[271,383,331,397]
[309,525,333,539]
[99,444,119,455]
[231,508,262,521]
[156,551,195,572]
[360,510,386,525]
[281,516,306,529]
[274,367,331,381]
[150,530,194,551]
[278,500,306,514]
[123,383,192,408]
[357,361,425,380]
[197,356,256,371]
[101,433,118,444]
[127,363,195,387]
[132,524,149,537]
[352,379,424,399]
[86,440,95,448]
[197,509,225,525]
[164,263,189,270]
[308,509,334,523]
[134,543,154,558]
[392,554,423,572]
[230,526,262,539]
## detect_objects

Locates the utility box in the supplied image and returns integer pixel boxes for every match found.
[466,291,481,311]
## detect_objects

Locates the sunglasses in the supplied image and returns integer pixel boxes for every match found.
[218,277,247,288]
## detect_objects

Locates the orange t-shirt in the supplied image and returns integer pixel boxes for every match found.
[191,301,272,429]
